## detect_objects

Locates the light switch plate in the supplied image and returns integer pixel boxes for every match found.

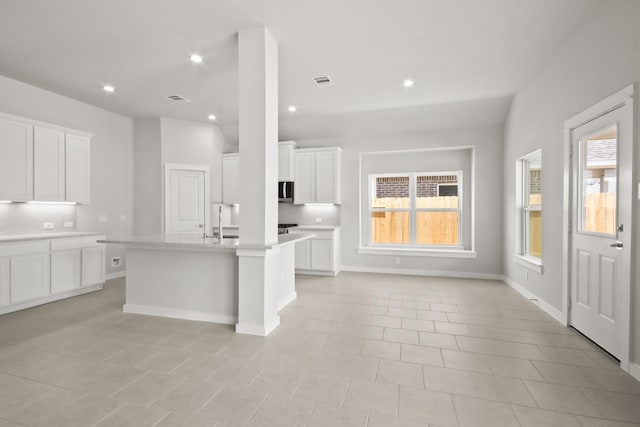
[42,222,54,229]
[99,214,108,223]
[64,221,74,228]
[315,217,322,223]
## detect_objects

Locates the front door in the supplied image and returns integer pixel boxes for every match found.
[569,93,632,361]
[168,169,205,234]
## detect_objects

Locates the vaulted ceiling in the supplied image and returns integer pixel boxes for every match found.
[0,0,603,142]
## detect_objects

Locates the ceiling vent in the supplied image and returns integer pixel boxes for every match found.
[313,76,333,87]
[167,95,191,103]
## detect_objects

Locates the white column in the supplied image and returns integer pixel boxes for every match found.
[236,26,280,335]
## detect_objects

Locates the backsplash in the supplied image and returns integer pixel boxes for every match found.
[0,203,76,235]
[278,203,340,226]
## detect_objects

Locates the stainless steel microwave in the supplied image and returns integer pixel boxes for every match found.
[278,181,294,203]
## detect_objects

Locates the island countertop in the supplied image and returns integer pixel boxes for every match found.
[98,232,314,252]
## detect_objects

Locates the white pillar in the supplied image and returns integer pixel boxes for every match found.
[236,26,280,335]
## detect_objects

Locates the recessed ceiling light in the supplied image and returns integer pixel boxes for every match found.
[288,106,297,113]
[208,114,216,121]
[403,79,414,88]
[103,85,115,93]
[190,54,203,63]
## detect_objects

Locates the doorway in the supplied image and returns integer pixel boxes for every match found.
[164,164,210,235]
[563,85,634,370]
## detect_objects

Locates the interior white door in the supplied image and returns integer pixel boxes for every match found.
[169,169,205,234]
[569,103,632,359]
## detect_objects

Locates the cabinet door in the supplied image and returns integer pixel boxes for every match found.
[0,117,33,201]
[315,150,339,204]
[278,144,294,181]
[311,239,333,271]
[51,249,81,294]
[10,253,50,303]
[222,155,240,205]
[65,133,91,203]
[34,127,66,201]
[0,257,9,306]
[82,246,105,287]
[295,239,311,270]
[293,152,314,204]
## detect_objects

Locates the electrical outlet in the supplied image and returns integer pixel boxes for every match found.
[42,222,54,229]
[395,256,401,265]
[64,221,74,228]
[111,257,121,267]
[99,214,108,223]
[315,217,322,223]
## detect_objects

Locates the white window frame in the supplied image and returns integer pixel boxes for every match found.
[367,171,463,250]
[514,149,543,273]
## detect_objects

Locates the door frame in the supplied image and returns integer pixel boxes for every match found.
[561,84,635,371]
[164,163,210,235]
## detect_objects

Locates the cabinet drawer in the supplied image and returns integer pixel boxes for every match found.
[0,240,50,257]
[51,236,105,251]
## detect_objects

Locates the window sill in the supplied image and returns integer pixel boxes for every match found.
[358,246,477,259]
[513,254,543,274]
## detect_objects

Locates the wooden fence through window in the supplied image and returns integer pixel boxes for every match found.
[371,197,459,245]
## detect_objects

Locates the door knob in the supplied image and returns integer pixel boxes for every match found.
[610,241,623,249]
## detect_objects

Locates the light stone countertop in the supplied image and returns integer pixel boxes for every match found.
[0,232,105,243]
[99,232,314,252]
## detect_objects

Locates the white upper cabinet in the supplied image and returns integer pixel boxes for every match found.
[278,141,297,181]
[0,112,92,203]
[0,117,33,201]
[65,133,91,203]
[222,153,240,205]
[293,147,341,204]
[34,126,66,201]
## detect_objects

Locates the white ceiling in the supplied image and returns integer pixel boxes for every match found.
[0,0,603,142]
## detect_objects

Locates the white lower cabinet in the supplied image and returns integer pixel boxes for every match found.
[0,235,105,315]
[10,252,50,304]
[0,257,10,306]
[51,249,82,294]
[292,227,340,276]
[82,246,105,287]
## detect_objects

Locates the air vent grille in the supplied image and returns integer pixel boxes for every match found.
[167,95,191,103]
[313,76,333,86]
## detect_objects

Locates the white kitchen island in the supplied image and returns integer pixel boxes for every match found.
[99,232,313,329]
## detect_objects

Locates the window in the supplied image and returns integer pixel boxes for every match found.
[369,171,462,247]
[517,150,542,266]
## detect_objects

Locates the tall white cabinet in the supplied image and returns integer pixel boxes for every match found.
[294,147,341,205]
[0,112,92,203]
[0,117,33,201]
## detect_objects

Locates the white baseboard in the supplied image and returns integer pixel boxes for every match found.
[236,317,280,336]
[277,291,297,311]
[629,363,640,382]
[295,269,338,276]
[340,265,503,281]
[0,284,103,316]
[106,271,126,281]
[501,275,566,325]
[123,303,237,324]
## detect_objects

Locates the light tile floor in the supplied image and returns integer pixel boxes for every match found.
[0,272,639,426]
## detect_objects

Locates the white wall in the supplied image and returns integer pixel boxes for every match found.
[160,117,229,204]
[0,75,133,277]
[133,118,162,236]
[296,124,504,278]
[132,116,230,235]
[502,0,640,365]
